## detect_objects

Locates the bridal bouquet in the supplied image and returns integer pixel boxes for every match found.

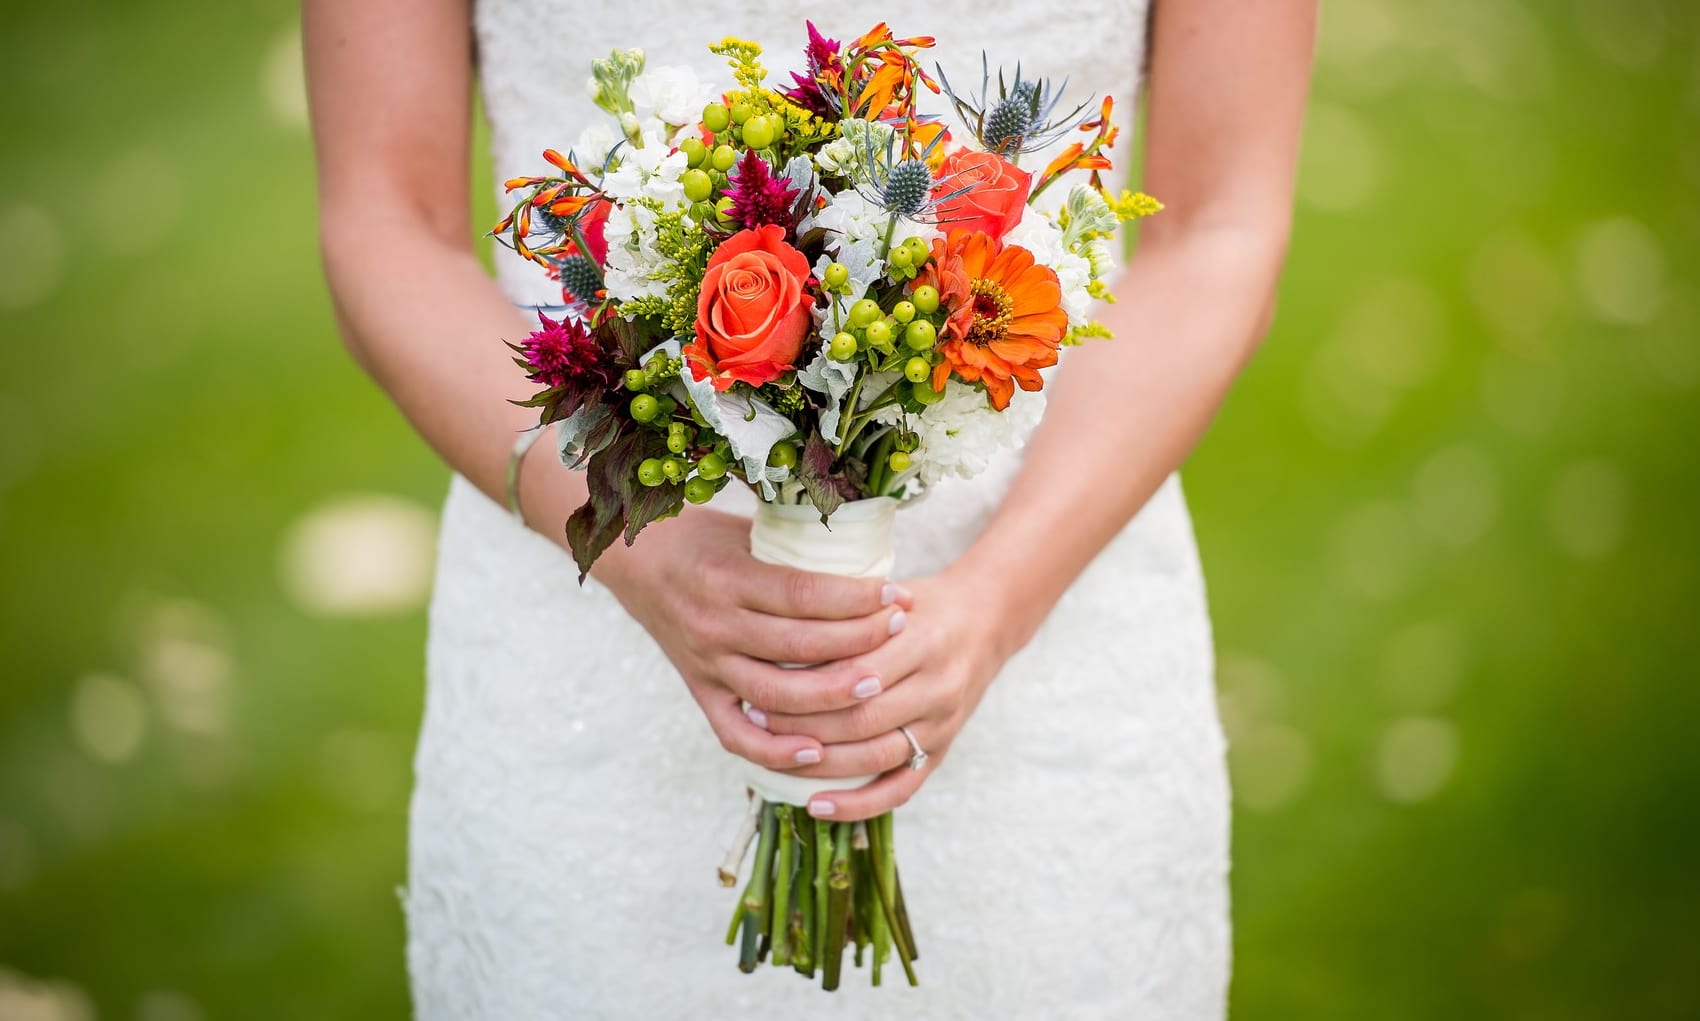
[496,23,1158,988]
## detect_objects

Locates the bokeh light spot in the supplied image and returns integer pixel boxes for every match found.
[280,494,438,617]
[1232,723,1314,813]
[1376,715,1460,803]
[0,205,66,310]
[1215,652,1288,742]
[69,673,148,764]
[1478,348,1566,437]
[0,968,95,1021]
[1297,104,1381,212]
[1468,229,1562,354]
[263,28,308,126]
[92,149,185,256]
[1331,500,1421,600]
[1378,619,1467,712]
[1574,217,1666,326]
[1546,460,1630,559]
[137,989,205,1021]
[1412,442,1500,548]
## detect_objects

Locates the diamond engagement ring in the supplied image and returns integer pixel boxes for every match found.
[897,725,928,771]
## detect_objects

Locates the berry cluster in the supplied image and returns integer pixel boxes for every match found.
[623,351,733,505]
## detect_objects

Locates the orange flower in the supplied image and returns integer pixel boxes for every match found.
[685,225,815,391]
[918,231,1067,410]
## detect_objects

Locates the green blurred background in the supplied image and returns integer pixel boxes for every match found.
[2,1,1697,1017]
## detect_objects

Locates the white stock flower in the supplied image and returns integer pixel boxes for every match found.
[802,191,942,287]
[599,146,692,302]
[573,122,622,172]
[629,65,716,128]
[874,379,1047,486]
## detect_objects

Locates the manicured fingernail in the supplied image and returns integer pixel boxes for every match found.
[881,582,911,606]
[853,676,882,699]
[794,747,821,765]
[808,799,836,816]
[888,609,907,636]
[745,706,769,729]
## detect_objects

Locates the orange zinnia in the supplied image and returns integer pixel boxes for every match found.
[918,230,1068,410]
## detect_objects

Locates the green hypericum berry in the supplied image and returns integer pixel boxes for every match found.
[904,319,937,350]
[703,103,731,132]
[741,116,775,150]
[892,300,917,324]
[730,103,754,125]
[630,394,661,422]
[904,356,931,383]
[714,196,737,226]
[828,332,858,361]
[888,450,912,473]
[823,262,850,290]
[697,451,728,480]
[849,298,882,328]
[911,284,941,314]
[666,432,688,454]
[912,379,945,405]
[637,457,665,487]
[865,320,892,347]
[684,477,717,504]
[711,145,738,172]
[682,168,713,203]
[680,137,708,167]
[661,457,686,482]
[624,369,648,391]
[904,235,930,265]
[767,442,799,470]
[889,246,913,269]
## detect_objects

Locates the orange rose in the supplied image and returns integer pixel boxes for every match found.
[932,149,1032,240]
[684,224,815,392]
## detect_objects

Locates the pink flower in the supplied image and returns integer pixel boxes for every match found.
[516,311,610,390]
[723,150,800,236]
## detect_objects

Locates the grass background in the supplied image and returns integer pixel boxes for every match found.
[1,1,1697,1017]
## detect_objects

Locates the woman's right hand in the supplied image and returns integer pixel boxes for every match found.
[592,507,913,772]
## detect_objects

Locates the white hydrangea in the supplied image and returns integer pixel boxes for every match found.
[872,380,1047,486]
[1004,211,1095,328]
[800,190,941,288]
[599,145,692,302]
[629,65,716,128]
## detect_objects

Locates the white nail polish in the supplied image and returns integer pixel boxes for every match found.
[881,582,899,606]
[794,748,821,765]
[745,707,769,729]
[853,676,881,699]
[888,609,907,636]
[808,799,836,817]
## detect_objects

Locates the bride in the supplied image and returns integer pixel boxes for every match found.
[304,0,1313,1016]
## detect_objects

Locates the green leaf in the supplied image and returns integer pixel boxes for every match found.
[564,500,623,583]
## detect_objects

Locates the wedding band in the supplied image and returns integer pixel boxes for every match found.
[897,725,928,771]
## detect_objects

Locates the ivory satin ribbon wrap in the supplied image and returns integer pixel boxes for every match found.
[742,497,899,805]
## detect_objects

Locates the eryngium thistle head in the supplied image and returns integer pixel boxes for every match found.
[984,84,1040,153]
[556,255,604,303]
[881,159,933,216]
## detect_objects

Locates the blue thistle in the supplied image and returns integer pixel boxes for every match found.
[935,55,1094,160]
[555,255,604,304]
[881,160,933,216]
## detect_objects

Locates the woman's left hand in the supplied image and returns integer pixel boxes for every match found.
[750,566,1026,822]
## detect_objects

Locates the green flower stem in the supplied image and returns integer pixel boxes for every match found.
[822,822,853,991]
[867,813,919,985]
[893,865,919,963]
[838,386,903,458]
[866,430,898,496]
[793,819,816,977]
[851,822,873,971]
[814,817,832,970]
[770,804,796,966]
[737,795,778,971]
[835,371,869,454]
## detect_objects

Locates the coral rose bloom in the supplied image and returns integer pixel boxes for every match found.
[932,149,1031,240]
[920,230,1068,411]
[685,224,815,391]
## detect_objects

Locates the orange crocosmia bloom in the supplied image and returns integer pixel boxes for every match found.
[918,231,1068,411]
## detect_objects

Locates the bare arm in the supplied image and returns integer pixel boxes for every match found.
[960,0,1318,645]
[303,0,913,768]
[773,0,1318,821]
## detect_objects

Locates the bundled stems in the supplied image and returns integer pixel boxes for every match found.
[724,804,918,989]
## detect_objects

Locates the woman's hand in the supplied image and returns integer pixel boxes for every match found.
[592,507,915,776]
[751,566,1027,822]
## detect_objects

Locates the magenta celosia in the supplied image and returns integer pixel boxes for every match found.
[781,21,842,118]
[724,150,800,236]
[517,311,610,390]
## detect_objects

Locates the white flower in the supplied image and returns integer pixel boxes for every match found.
[813,119,894,182]
[599,146,692,302]
[1004,211,1094,328]
[801,190,941,287]
[630,65,717,129]
[873,380,1047,486]
[573,122,622,172]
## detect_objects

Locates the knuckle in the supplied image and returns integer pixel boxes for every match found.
[783,570,819,612]
[777,625,816,665]
[844,699,883,739]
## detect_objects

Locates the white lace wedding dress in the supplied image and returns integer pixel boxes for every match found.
[404,3,1230,1017]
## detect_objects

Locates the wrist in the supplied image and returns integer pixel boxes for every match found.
[943,547,1049,661]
